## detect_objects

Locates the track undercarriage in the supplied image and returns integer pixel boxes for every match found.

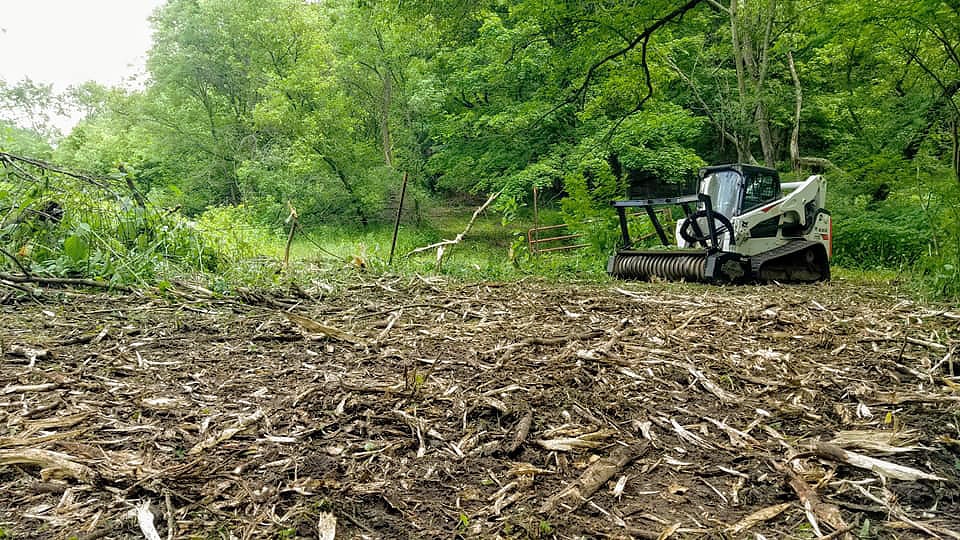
[607,243,829,283]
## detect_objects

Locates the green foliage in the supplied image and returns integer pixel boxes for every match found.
[1,121,54,158]
[63,234,91,265]
[0,157,279,287]
[833,211,927,269]
[194,205,281,262]
[6,0,960,301]
[0,78,64,141]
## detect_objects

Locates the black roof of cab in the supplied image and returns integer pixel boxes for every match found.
[698,163,780,179]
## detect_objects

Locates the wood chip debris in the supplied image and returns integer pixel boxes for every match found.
[0,278,957,538]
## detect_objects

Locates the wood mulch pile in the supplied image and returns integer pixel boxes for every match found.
[1,275,959,539]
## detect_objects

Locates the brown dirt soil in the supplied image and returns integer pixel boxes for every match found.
[1,276,959,539]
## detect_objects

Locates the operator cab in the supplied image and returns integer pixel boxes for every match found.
[698,164,782,218]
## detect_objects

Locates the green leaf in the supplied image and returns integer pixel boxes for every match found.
[63,235,90,263]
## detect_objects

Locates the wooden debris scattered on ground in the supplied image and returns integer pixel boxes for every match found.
[1,276,959,538]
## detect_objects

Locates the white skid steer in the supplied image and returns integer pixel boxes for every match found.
[608,163,832,282]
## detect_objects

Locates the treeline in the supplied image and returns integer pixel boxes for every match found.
[1,0,959,295]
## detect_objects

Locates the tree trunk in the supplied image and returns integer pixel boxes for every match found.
[737,135,758,165]
[953,116,959,182]
[756,103,775,167]
[788,50,803,172]
[729,0,750,136]
[381,70,394,167]
[752,0,776,167]
[729,0,779,167]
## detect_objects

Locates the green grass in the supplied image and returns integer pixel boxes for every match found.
[276,210,610,283]
[143,205,955,306]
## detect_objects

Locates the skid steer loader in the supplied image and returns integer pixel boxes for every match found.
[607,163,831,282]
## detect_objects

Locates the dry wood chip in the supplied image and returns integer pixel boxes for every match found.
[685,364,739,403]
[827,430,922,454]
[316,512,336,540]
[2,382,59,395]
[0,448,98,483]
[0,428,86,448]
[187,409,265,455]
[539,443,648,513]
[726,502,793,534]
[285,313,367,346]
[3,344,51,363]
[536,429,615,452]
[136,501,162,540]
[668,418,715,450]
[656,522,682,540]
[810,442,946,481]
[703,417,760,447]
[1,274,959,539]
[139,397,190,410]
[24,412,89,432]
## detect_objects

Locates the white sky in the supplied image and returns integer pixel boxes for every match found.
[0,0,166,130]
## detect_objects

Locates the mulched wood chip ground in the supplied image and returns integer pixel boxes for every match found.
[2,275,959,539]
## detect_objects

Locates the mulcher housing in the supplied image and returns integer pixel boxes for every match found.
[608,164,832,283]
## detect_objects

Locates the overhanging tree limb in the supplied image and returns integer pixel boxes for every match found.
[0,151,114,191]
[574,0,704,108]
[531,0,705,129]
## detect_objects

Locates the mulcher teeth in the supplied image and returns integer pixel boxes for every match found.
[608,253,707,281]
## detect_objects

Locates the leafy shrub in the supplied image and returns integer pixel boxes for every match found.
[913,258,960,299]
[832,212,928,269]
[194,205,281,262]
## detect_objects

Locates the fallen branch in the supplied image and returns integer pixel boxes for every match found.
[779,462,849,537]
[539,443,648,513]
[0,272,130,292]
[726,502,793,535]
[405,190,502,270]
[164,491,176,540]
[493,329,605,365]
[0,151,116,190]
[501,409,533,455]
[0,278,34,295]
[0,448,98,483]
[286,313,367,346]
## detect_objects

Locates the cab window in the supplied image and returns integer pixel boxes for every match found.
[742,172,779,212]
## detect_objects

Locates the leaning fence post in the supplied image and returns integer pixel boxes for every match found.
[388,172,408,266]
[283,201,299,270]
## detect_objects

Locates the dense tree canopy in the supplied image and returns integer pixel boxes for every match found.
[1,0,958,292]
